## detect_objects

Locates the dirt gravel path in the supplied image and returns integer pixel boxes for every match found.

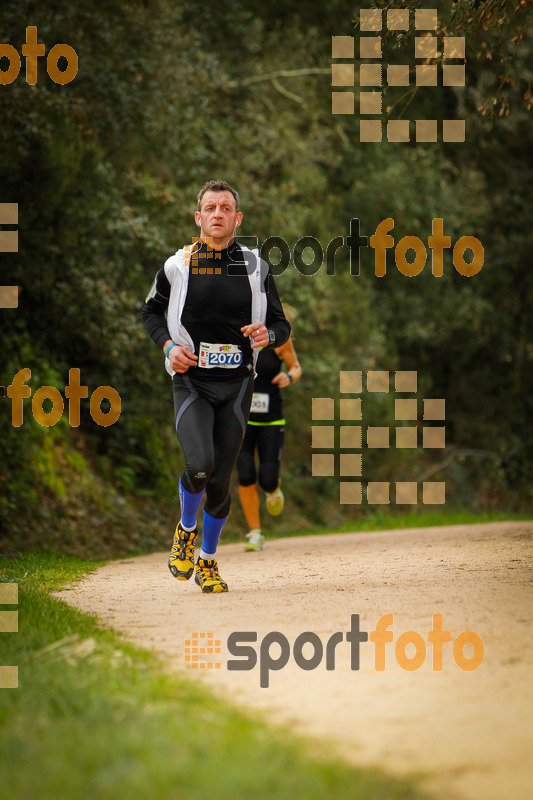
[58,521,533,800]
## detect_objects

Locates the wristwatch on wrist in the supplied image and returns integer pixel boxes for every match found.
[268,330,276,346]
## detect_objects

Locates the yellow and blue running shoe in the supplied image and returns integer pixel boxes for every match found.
[195,557,228,593]
[168,522,197,580]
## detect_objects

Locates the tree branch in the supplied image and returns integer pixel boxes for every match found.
[227,68,331,88]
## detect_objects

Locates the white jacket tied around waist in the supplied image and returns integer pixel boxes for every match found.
[163,245,268,377]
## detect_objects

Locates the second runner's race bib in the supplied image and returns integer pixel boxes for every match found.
[198,342,243,369]
[250,392,270,413]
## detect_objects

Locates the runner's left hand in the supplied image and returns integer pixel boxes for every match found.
[271,372,291,388]
[241,323,269,349]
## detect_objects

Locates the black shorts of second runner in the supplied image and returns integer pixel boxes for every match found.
[236,424,285,493]
[173,371,254,518]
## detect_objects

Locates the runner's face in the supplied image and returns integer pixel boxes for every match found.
[195,190,242,248]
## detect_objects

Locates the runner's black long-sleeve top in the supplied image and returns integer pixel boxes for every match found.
[142,240,290,380]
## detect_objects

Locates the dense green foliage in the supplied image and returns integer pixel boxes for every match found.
[1,1,531,555]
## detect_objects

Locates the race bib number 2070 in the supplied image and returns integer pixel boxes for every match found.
[198,342,243,369]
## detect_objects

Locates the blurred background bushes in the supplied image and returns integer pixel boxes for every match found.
[1,0,531,555]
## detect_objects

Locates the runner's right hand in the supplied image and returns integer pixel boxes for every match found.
[170,346,198,373]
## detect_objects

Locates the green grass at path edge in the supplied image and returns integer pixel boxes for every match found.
[0,554,425,800]
[228,507,532,544]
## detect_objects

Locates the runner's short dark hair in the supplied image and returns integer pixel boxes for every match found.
[197,180,240,211]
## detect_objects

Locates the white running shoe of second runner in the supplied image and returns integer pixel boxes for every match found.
[245,530,265,551]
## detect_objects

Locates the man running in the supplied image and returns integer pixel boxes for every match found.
[142,180,290,592]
